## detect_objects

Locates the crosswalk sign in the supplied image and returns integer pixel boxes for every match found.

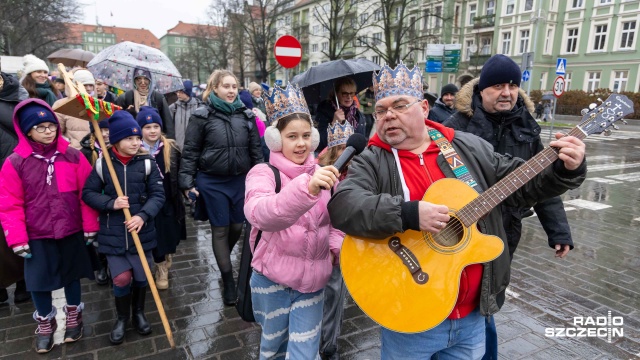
[556,58,567,75]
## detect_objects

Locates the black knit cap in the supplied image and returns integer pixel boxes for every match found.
[441,83,459,97]
[478,54,522,91]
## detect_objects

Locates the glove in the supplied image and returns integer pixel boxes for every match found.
[84,232,97,246]
[13,244,32,259]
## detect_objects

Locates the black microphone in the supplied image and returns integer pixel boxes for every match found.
[332,133,368,173]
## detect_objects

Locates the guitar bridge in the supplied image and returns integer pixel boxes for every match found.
[388,236,429,285]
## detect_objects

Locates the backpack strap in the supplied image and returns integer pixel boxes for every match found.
[96,157,104,182]
[144,158,151,180]
[254,164,281,251]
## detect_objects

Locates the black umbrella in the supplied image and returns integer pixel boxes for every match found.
[541,93,556,101]
[290,58,381,104]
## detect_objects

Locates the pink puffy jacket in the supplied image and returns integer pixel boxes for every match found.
[244,151,344,293]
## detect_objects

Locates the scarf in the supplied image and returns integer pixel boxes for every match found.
[35,82,58,107]
[32,151,60,185]
[133,88,150,113]
[141,140,165,179]
[336,102,359,130]
[208,93,245,115]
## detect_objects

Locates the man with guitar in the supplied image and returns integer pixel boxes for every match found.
[443,54,574,360]
[328,63,587,359]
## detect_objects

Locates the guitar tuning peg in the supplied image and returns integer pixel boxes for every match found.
[597,98,603,103]
[621,119,628,125]
[589,103,597,110]
[612,124,620,130]
[581,108,589,116]
[603,129,612,136]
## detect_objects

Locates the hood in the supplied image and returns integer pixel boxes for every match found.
[455,78,535,117]
[12,98,69,158]
[0,72,22,102]
[268,151,317,180]
[368,120,455,152]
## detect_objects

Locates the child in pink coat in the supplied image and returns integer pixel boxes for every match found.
[244,85,344,359]
[0,99,99,353]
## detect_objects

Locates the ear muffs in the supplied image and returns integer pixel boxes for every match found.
[263,122,320,153]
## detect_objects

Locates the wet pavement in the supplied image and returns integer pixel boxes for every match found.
[1,126,639,359]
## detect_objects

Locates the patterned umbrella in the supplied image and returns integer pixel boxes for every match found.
[87,41,182,94]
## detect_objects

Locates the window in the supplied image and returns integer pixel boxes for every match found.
[454,5,460,27]
[565,72,572,90]
[468,4,477,25]
[105,38,112,43]
[486,1,495,15]
[524,0,533,11]
[372,56,380,65]
[360,13,368,24]
[612,71,628,92]
[586,71,601,92]
[593,24,607,51]
[312,43,318,52]
[506,0,515,14]
[566,28,578,53]
[571,0,583,8]
[373,32,382,45]
[88,36,94,42]
[285,16,291,26]
[374,9,383,21]
[175,48,181,55]
[465,39,475,60]
[174,37,180,43]
[312,61,318,66]
[434,6,442,28]
[502,32,512,54]
[519,29,530,54]
[481,37,491,55]
[544,29,552,54]
[312,25,320,35]
[321,42,329,51]
[423,9,430,30]
[599,0,612,4]
[620,21,636,49]
[540,72,547,90]
[97,37,103,43]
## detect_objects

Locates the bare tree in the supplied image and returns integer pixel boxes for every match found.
[312,0,370,60]
[0,0,82,56]
[359,0,450,67]
[173,24,226,84]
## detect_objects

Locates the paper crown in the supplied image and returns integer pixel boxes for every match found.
[372,62,424,102]
[262,83,311,123]
[327,121,354,148]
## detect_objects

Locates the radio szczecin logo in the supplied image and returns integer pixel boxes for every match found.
[545,311,623,343]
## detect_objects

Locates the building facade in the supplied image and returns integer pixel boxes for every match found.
[66,24,160,52]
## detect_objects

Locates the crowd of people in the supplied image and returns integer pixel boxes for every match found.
[0,52,587,359]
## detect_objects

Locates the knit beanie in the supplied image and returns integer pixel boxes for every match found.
[17,102,58,135]
[136,106,163,130]
[238,90,254,110]
[182,80,193,97]
[21,54,49,81]
[73,69,95,86]
[478,54,522,91]
[441,83,459,97]
[92,119,110,134]
[109,110,141,144]
[248,82,261,95]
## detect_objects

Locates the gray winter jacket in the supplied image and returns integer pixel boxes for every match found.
[328,130,586,316]
[169,97,201,151]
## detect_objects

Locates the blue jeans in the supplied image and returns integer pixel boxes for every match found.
[381,308,485,360]
[251,271,324,360]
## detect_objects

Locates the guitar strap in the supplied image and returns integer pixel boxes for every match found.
[392,128,479,201]
[427,128,479,190]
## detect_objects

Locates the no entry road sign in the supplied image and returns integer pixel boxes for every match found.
[274,35,302,69]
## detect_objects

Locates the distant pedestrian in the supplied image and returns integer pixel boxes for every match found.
[137,106,186,290]
[95,79,117,103]
[535,101,544,120]
[358,85,375,138]
[168,80,201,151]
[20,54,59,106]
[428,83,458,123]
[244,84,344,359]
[239,89,268,161]
[543,102,552,122]
[0,99,99,353]
[82,110,165,345]
[248,81,267,116]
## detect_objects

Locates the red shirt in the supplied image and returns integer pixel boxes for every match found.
[369,120,483,320]
[112,146,133,165]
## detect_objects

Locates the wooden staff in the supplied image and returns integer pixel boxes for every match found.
[54,64,175,348]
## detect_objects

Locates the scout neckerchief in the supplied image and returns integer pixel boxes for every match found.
[392,128,478,201]
[32,151,60,186]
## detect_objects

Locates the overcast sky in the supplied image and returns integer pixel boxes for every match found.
[81,0,213,38]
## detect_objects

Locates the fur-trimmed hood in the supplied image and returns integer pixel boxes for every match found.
[455,78,535,117]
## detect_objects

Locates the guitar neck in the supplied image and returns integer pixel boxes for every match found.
[457,126,586,227]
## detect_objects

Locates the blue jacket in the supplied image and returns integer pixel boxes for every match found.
[82,149,165,255]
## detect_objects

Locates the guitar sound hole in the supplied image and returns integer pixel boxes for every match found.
[433,217,464,247]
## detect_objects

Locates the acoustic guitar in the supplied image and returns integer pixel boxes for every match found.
[340,94,634,333]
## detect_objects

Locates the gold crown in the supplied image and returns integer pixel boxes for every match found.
[262,83,310,123]
[373,62,423,102]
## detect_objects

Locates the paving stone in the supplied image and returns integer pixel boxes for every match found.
[96,338,154,360]
[187,335,242,358]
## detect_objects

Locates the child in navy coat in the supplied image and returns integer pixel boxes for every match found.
[82,110,165,345]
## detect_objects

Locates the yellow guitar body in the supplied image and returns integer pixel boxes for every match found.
[340,178,504,333]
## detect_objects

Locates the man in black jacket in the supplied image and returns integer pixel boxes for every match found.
[0,71,31,304]
[443,54,574,360]
[428,83,458,123]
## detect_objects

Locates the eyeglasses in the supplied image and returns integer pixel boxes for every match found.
[340,91,356,97]
[33,124,57,133]
[373,100,422,120]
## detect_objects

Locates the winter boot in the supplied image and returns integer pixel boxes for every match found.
[155,261,169,290]
[95,255,109,286]
[14,280,31,303]
[34,307,57,353]
[131,286,151,335]
[165,254,173,269]
[221,271,237,306]
[110,294,131,345]
[63,303,84,342]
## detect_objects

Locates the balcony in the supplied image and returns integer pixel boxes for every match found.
[468,54,491,67]
[473,14,495,30]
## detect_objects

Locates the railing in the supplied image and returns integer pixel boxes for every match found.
[473,14,495,29]
[469,54,491,66]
